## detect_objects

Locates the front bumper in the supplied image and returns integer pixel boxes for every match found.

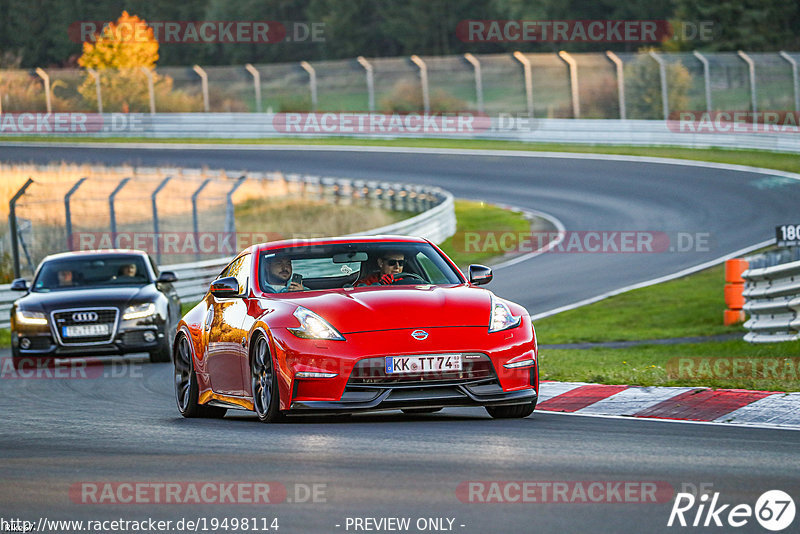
[12,327,165,356]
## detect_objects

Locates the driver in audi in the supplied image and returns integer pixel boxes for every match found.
[357,251,405,286]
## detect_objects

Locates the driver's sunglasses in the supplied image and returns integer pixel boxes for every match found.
[383,259,405,267]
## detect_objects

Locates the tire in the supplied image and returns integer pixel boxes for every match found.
[250,335,283,423]
[149,338,172,363]
[485,401,535,419]
[401,408,442,414]
[174,334,226,419]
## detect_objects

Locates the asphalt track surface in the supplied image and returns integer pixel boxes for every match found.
[2,144,800,533]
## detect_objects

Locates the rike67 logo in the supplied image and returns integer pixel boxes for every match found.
[668,490,795,531]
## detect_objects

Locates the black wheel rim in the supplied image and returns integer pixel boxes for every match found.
[174,336,192,411]
[251,337,272,417]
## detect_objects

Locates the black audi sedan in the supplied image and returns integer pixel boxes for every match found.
[10,250,181,363]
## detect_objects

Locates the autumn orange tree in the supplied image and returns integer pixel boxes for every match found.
[78,11,168,112]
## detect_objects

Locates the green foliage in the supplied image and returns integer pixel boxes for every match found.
[378,81,468,113]
[624,51,691,120]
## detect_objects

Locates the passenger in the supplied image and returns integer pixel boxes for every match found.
[117,263,137,278]
[357,252,405,286]
[57,269,75,287]
[265,257,304,292]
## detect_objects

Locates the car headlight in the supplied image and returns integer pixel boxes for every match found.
[122,302,156,320]
[15,309,48,326]
[489,295,521,333]
[288,306,345,341]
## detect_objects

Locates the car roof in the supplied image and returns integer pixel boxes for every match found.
[40,249,149,262]
[251,235,429,254]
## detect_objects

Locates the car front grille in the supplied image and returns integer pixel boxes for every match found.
[347,353,494,385]
[51,308,118,345]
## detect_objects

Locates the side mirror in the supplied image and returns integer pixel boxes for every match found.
[157,271,178,283]
[469,264,493,285]
[10,278,29,291]
[210,276,240,298]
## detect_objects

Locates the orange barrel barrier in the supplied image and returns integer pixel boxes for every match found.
[723,258,749,325]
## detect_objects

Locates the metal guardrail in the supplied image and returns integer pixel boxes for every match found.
[5,114,800,154]
[0,176,455,329]
[743,259,800,343]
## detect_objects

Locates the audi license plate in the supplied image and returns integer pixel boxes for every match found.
[386,354,462,374]
[63,324,109,337]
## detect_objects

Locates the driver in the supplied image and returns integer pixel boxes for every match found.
[357,251,405,286]
[265,257,304,292]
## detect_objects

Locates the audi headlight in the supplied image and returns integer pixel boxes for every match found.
[489,295,521,333]
[122,303,156,320]
[288,306,345,341]
[15,309,47,326]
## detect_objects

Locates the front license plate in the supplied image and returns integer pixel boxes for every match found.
[386,354,462,374]
[63,324,109,337]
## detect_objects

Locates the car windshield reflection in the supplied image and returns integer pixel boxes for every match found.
[32,255,150,292]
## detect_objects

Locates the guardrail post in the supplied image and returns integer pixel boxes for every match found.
[86,68,103,113]
[779,51,799,112]
[151,176,172,263]
[192,65,210,112]
[9,178,34,279]
[558,51,581,119]
[109,177,131,245]
[356,56,375,112]
[141,67,156,114]
[693,51,712,112]
[300,61,318,112]
[605,51,626,120]
[64,177,88,250]
[34,68,52,114]
[648,51,669,120]
[191,178,212,261]
[463,53,484,113]
[737,51,757,123]
[244,64,262,113]
[224,176,247,236]
[410,55,430,113]
[513,51,534,117]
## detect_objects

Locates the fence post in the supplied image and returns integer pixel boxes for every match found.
[300,61,318,112]
[192,65,210,112]
[191,178,212,261]
[244,64,262,113]
[86,68,103,113]
[779,51,799,112]
[737,51,757,123]
[558,51,580,118]
[34,68,52,114]
[64,177,88,251]
[356,56,375,112]
[463,53,484,113]
[648,51,669,120]
[410,55,430,113]
[9,178,34,279]
[141,67,156,114]
[224,176,247,236]
[151,176,172,263]
[109,177,131,244]
[605,51,626,120]
[513,51,534,117]
[693,51,712,112]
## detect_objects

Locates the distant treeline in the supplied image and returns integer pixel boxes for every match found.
[1,0,798,68]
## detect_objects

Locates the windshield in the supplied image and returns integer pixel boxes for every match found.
[258,242,463,293]
[33,255,150,292]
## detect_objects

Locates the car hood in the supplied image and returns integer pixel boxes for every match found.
[274,284,494,333]
[16,286,153,313]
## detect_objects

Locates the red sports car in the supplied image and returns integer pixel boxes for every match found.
[174,236,538,422]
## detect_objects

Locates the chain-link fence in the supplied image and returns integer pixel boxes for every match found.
[2,51,797,119]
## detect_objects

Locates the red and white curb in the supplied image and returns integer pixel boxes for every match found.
[538,382,800,430]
